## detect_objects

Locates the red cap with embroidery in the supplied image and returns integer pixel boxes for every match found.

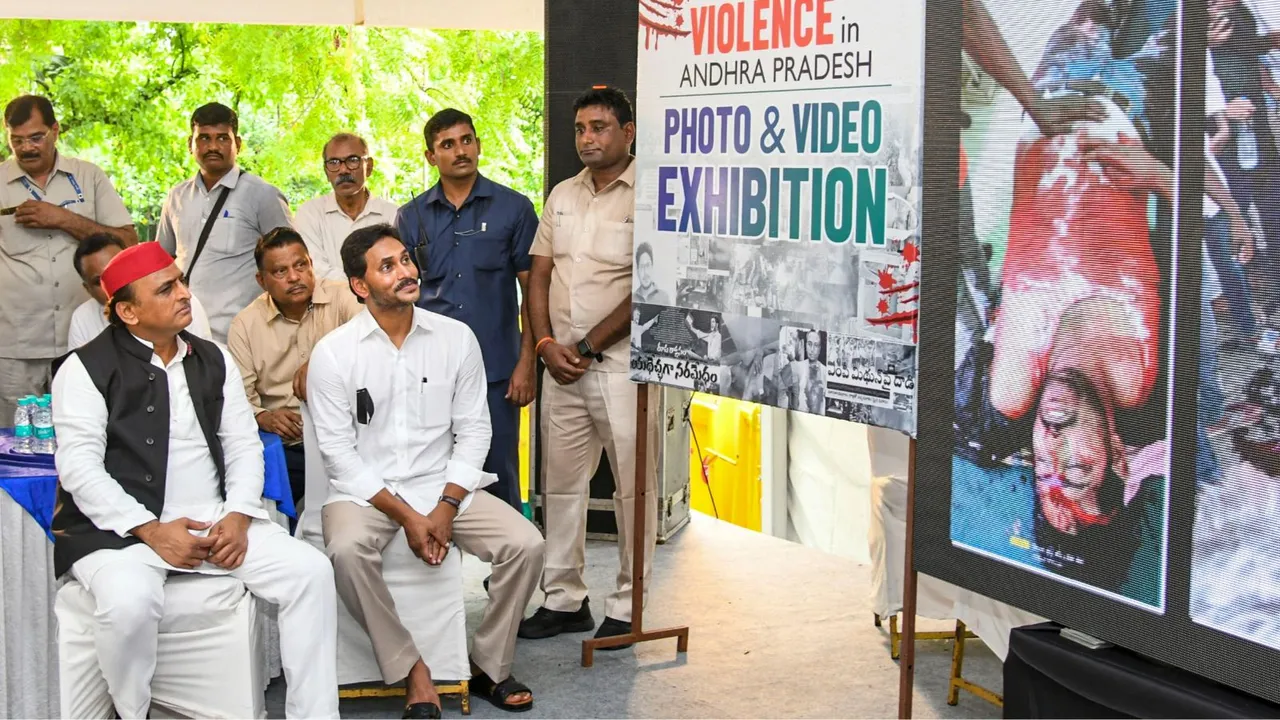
[100,242,175,299]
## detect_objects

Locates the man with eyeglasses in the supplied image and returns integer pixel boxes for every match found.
[394,109,539,513]
[294,133,399,282]
[156,102,293,344]
[0,94,138,421]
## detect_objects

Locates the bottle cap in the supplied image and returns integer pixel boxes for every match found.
[35,397,50,406]
[16,397,30,406]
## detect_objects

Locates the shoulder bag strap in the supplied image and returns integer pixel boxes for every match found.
[184,186,232,284]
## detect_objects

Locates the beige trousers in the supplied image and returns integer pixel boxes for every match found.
[322,491,544,684]
[540,370,658,622]
[0,357,51,423]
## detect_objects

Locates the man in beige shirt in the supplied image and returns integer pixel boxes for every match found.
[0,95,138,420]
[227,227,362,510]
[520,87,658,648]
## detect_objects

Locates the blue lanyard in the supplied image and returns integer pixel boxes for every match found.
[18,172,84,208]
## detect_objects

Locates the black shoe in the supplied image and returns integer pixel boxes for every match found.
[594,616,633,650]
[517,598,595,639]
[402,702,441,719]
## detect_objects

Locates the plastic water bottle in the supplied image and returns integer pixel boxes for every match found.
[32,396,55,455]
[1237,121,1259,171]
[12,396,33,454]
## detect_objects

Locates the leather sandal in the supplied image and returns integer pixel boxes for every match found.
[471,670,534,713]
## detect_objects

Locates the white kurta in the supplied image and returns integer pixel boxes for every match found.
[51,335,338,719]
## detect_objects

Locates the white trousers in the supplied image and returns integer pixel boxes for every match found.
[70,520,340,719]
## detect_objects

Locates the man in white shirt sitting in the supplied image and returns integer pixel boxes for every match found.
[68,234,212,349]
[308,223,543,718]
[51,242,339,719]
[293,133,399,282]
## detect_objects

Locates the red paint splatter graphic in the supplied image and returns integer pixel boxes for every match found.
[640,0,691,50]
[902,240,919,265]
[867,242,921,342]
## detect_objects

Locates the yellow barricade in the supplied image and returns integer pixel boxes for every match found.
[687,394,762,531]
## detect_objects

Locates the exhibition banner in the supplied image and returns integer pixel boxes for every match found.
[633,0,925,435]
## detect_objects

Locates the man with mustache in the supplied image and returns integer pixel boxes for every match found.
[156,102,293,344]
[50,241,340,718]
[394,108,539,512]
[0,95,138,422]
[308,224,543,715]
[294,133,399,282]
[226,227,362,512]
[521,87,659,648]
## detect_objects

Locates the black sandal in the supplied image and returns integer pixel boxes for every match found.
[471,670,534,713]
[402,702,442,719]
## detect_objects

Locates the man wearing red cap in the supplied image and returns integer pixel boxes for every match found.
[50,242,339,719]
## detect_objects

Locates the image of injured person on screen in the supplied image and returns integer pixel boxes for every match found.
[950,0,1176,609]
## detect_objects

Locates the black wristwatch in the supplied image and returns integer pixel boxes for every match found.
[576,338,604,362]
[439,494,462,510]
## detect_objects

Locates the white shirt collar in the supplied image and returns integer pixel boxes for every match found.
[352,306,435,341]
[130,332,190,369]
[196,166,242,194]
[322,189,387,221]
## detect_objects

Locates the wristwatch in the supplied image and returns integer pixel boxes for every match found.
[576,338,604,362]
[439,494,462,510]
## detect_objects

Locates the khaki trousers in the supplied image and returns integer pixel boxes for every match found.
[0,357,51,423]
[540,369,658,622]
[322,492,545,684]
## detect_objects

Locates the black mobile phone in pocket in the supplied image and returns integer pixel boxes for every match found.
[356,388,374,425]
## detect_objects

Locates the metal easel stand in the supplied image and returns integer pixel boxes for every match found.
[581,384,690,666]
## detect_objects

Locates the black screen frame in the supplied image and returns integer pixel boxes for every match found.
[914,0,1280,706]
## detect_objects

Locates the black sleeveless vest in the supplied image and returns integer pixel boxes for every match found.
[51,326,227,576]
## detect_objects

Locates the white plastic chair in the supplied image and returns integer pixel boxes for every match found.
[55,574,268,719]
[298,403,470,688]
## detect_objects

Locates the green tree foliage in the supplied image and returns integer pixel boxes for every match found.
[0,21,545,238]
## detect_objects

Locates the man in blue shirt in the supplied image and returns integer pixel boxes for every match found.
[395,109,538,511]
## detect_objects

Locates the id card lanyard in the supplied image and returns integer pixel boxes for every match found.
[18,172,85,208]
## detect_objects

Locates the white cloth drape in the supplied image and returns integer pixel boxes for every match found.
[0,491,59,719]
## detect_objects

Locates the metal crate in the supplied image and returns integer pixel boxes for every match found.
[531,386,692,544]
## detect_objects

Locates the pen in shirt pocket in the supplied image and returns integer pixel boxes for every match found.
[420,377,428,394]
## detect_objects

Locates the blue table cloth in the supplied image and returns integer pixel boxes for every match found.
[0,429,295,541]
[258,431,296,519]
